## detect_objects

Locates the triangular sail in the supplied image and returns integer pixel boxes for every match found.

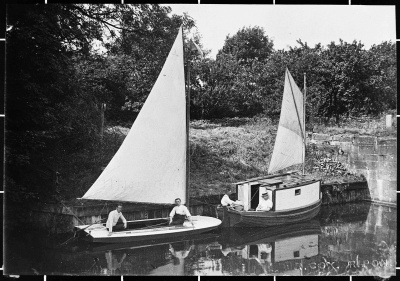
[82,27,187,204]
[268,68,305,174]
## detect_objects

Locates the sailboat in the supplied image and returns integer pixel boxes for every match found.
[74,27,221,243]
[218,68,322,227]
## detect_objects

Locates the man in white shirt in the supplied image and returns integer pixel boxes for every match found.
[169,198,194,226]
[256,192,273,211]
[106,204,127,236]
[220,194,234,206]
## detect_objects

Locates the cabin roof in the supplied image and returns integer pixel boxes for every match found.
[259,178,283,185]
[235,172,320,188]
[234,172,293,185]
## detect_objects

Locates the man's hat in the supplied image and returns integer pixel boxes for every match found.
[262,192,269,196]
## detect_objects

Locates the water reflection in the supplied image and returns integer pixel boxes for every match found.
[211,220,321,276]
[4,201,397,276]
[147,242,194,275]
[104,251,126,275]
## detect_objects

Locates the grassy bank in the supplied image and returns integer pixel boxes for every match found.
[189,113,396,197]
[59,114,395,201]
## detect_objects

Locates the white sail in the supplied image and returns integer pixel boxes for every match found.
[82,27,187,204]
[268,68,305,174]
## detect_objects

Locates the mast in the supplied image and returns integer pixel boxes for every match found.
[303,72,306,175]
[185,30,190,208]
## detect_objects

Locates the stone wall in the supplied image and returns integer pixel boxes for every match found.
[24,196,221,234]
[310,133,397,205]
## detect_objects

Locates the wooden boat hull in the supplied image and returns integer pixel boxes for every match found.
[74,215,221,244]
[218,199,322,227]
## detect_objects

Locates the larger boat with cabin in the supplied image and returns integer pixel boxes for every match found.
[218,69,322,227]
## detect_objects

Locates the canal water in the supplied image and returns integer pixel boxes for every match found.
[4,201,396,276]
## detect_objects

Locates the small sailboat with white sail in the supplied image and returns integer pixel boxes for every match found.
[218,68,322,227]
[74,27,221,243]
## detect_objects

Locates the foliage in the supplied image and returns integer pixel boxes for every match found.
[6,4,106,202]
[218,26,274,66]
[104,5,195,123]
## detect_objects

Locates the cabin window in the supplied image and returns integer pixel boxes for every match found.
[295,189,301,196]
[249,245,258,257]
[294,251,300,258]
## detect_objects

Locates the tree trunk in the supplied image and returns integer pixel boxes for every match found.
[100,103,106,141]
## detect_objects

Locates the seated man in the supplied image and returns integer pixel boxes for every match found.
[106,204,127,236]
[169,198,194,226]
[256,192,273,211]
[221,194,244,208]
[220,194,234,206]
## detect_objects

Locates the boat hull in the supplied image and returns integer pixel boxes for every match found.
[74,215,221,243]
[218,199,321,227]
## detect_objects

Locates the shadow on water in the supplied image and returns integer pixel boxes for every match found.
[4,201,396,276]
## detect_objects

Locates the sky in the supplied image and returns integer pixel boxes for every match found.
[164,4,396,59]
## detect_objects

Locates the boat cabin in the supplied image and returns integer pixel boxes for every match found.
[235,172,321,212]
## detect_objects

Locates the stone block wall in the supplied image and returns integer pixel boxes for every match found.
[311,134,397,205]
[24,196,222,234]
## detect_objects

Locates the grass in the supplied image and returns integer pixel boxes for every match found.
[61,114,395,201]
[310,112,397,137]
[189,118,275,197]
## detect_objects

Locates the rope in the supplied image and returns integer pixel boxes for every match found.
[58,236,76,247]
[98,202,107,221]
[59,200,85,225]
[249,190,259,202]
[57,218,106,247]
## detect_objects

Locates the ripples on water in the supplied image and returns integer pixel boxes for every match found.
[4,201,396,276]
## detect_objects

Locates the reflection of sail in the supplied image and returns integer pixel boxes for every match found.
[169,244,193,259]
[87,234,219,275]
[148,243,193,276]
[104,251,126,275]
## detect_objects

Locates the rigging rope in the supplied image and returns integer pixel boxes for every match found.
[59,200,85,225]
[97,201,107,222]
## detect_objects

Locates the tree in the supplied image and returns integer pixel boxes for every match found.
[6,4,107,201]
[218,26,274,66]
[365,41,397,113]
[316,40,374,123]
[104,5,196,124]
